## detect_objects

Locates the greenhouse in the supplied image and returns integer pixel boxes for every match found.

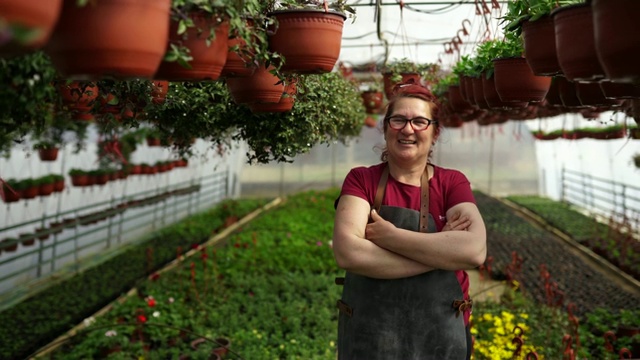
[0,0,638,359]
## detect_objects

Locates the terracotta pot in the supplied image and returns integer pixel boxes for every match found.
[461,75,475,104]
[383,72,421,100]
[1,184,20,203]
[482,75,528,109]
[155,14,229,81]
[2,239,18,252]
[575,82,624,108]
[268,9,346,74]
[599,81,640,100]
[522,16,562,76]
[70,174,89,187]
[226,64,284,104]
[592,0,640,83]
[95,175,109,185]
[39,183,54,196]
[146,137,161,147]
[0,0,62,57]
[20,185,39,199]
[364,116,378,128]
[361,91,384,114]
[493,57,551,103]
[556,77,585,108]
[448,85,473,114]
[471,76,490,109]
[46,0,171,79]
[150,80,169,105]
[38,147,59,161]
[544,77,564,107]
[221,19,257,78]
[552,4,606,82]
[248,81,297,113]
[458,76,471,103]
[53,179,65,192]
[35,228,50,241]
[58,81,98,120]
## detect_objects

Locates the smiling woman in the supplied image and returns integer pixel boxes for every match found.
[332,81,487,360]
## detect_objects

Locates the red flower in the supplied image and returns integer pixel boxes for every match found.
[137,314,147,323]
[147,298,156,307]
[149,273,160,281]
[234,243,241,248]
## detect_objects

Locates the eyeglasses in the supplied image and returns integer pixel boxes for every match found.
[386,116,438,132]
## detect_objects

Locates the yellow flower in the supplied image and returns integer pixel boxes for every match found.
[330,341,335,347]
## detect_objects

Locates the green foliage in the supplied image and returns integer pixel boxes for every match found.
[273,0,356,19]
[432,72,458,97]
[500,0,585,34]
[382,58,440,83]
[452,55,480,78]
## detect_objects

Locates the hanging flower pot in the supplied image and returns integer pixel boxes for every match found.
[46,0,171,79]
[20,180,39,199]
[482,74,528,110]
[53,177,64,192]
[592,0,640,83]
[556,76,585,108]
[150,80,169,105]
[493,57,551,103]
[155,13,230,81]
[383,72,421,100]
[361,90,384,114]
[221,19,257,78]
[248,80,297,113]
[0,0,62,57]
[575,82,624,109]
[471,75,490,110]
[58,81,98,121]
[599,81,640,100]
[459,75,472,103]
[146,137,161,147]
[0,180,20,203]
[447,85,474,114]
[226,64,284,104]
[37,146,59,161]
[268,9,346,74]
[522,16,562,76]
[544,77,564,107]
[552,3,606,82]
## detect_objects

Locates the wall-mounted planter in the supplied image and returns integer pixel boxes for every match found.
[268,9,346,74]
[46,0,170,79]
[155,14,229,81]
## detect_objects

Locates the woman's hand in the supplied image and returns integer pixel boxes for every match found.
[365,209,397,246]
[442,211,471,232]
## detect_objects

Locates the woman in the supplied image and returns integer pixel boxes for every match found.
[332,82,487,360]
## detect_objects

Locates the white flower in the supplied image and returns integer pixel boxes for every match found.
[33,74,41,81]
[83,317,96,327]
[105,330,117,337]
[168,297,175,303]
[153,311,160,318]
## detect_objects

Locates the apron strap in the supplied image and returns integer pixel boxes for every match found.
[373,164,431,234]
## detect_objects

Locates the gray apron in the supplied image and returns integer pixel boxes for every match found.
[336,165,468,360]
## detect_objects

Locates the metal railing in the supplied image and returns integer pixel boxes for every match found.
[0,171,231,307]
[561,168,640,232]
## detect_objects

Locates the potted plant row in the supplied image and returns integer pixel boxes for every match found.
[0,175,65,203]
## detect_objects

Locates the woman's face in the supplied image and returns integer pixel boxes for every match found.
[384,97,437,164]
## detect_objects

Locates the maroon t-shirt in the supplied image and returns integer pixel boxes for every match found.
[339,162,476,325]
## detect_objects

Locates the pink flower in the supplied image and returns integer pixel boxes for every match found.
[316,241,323,246]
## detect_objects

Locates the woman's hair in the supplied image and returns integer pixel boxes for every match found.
[380,80,442,162]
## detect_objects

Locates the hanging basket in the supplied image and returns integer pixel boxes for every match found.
[38,147,59,161]
[155,14,230,81]
[268,9,346,74]
[482,75,528,110]
[248,81,297,113]
[471,76,490,110]
[592,0,640,83]
[599,81,640,100]
[552,3,606,82]
[556,76,585,109]
[447,85,474,114]
[0,0,62,57]
[361,91,384,114]
[575,82,624,109]
[46,0,170,79]
[522,16,562,76]
[544,77,564,107]
[383,72,421,100]
[226,64,284,104]
[221,19,257,78]
[493,57,551,103]
[58,81,98,121]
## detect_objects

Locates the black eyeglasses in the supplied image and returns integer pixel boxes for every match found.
[386,116,438,132]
